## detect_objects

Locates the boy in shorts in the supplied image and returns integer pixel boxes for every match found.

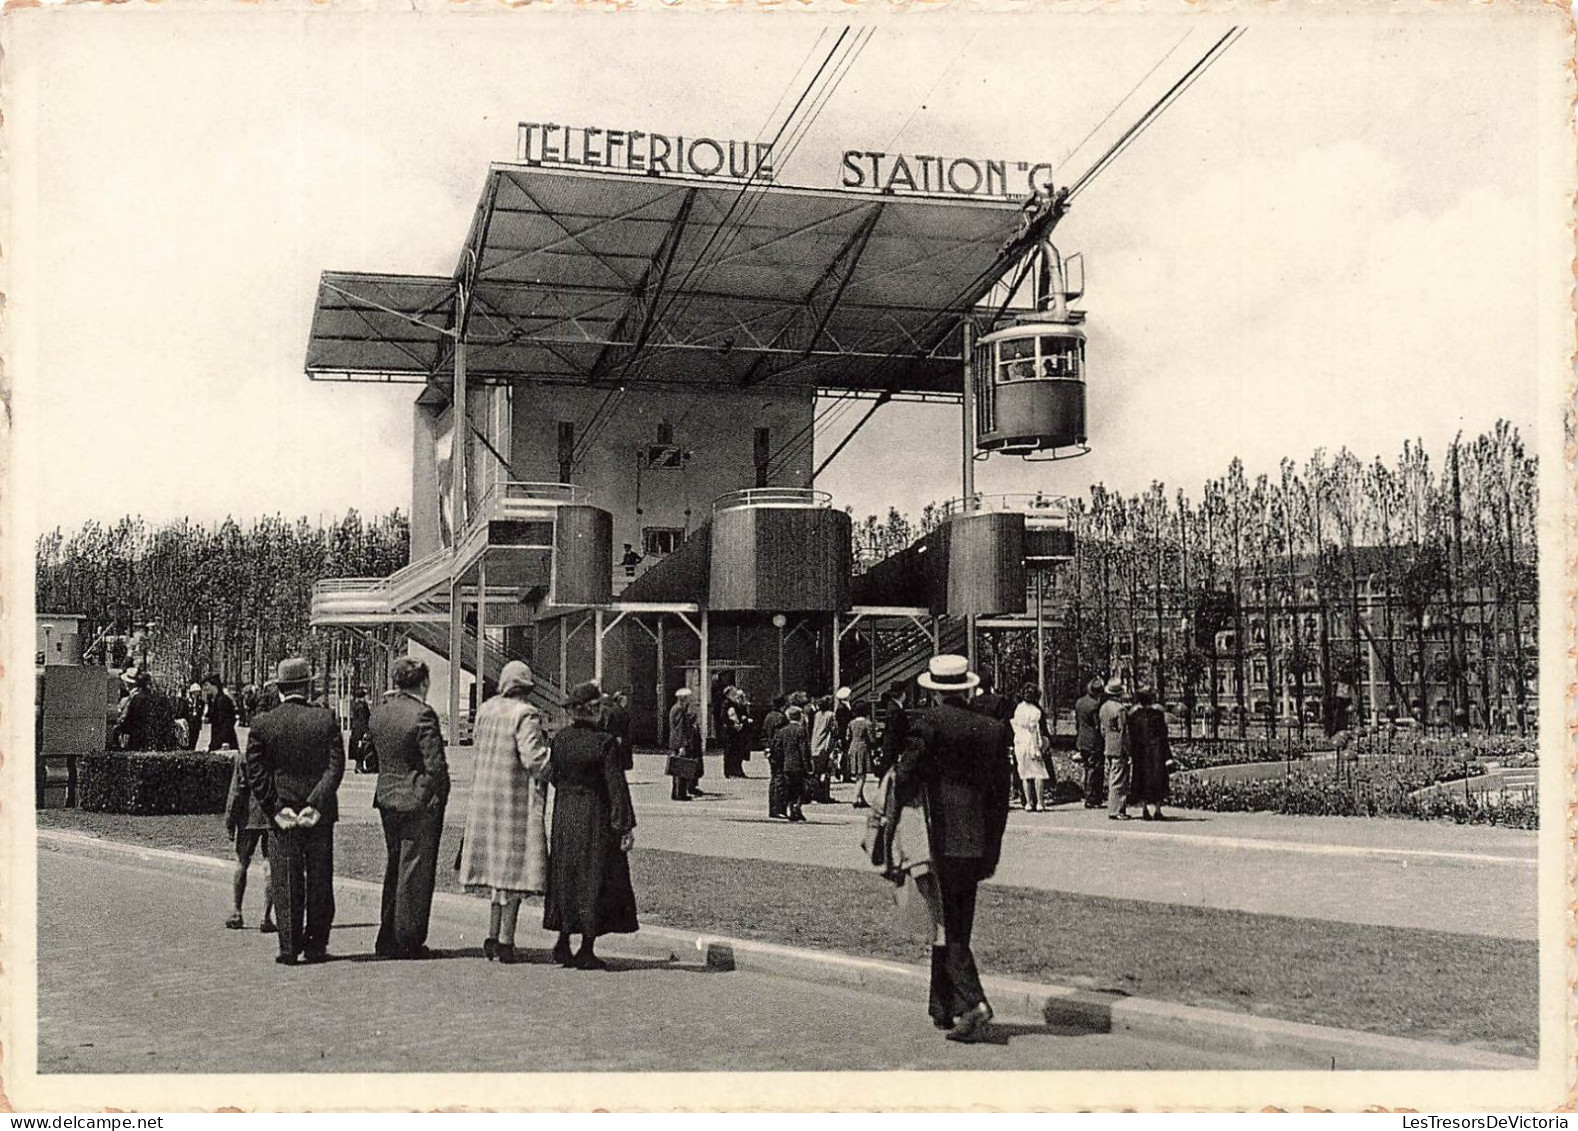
[224,751,276,932]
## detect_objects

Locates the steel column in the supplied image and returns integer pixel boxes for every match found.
[594,608,605,685]
[559,615,568,698]
[476,560,489,705]
[656,617,667,743]
[447,577,463,743]
[1035,568,1046,710]
[831,613,841,694]
[962,318,977,671]
[699,610,711,751]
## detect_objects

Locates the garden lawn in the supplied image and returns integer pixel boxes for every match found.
[37,810,1537,1058]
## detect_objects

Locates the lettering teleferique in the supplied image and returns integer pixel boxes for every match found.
[517,122,774,182]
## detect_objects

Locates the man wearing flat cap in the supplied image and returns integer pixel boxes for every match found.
[245,657,345,966]
[897,655,1012,1043]
[367,656,451,959]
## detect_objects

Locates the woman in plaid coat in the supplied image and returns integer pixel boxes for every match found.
[459,660,551,964]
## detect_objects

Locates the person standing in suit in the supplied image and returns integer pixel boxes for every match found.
[183,683,206,751]
[604,689,634,772]
[244,657,344,966]
[366,657,451,959]
[833,687,854,781]
[667,688,701,801]
[971,672,1021,808]
[203,673,240,752]
[1074,679,1106,809]
[348,687,371,773]
[878,681,908,780]
[897,655,1012,1043]
[772,705,811,823]
[1099,678,1131,820]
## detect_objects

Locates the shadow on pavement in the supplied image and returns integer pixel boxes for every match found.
[976,1019,1110,1045]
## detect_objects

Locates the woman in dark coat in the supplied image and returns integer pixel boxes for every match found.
[1123,687,1173,821]
[544,681,639,969]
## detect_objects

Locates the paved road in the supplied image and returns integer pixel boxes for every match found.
[332,750,1539,941]
[35,843,1306,1073]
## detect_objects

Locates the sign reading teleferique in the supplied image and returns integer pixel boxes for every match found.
[516,121,1053,200]
[517,123,777,183]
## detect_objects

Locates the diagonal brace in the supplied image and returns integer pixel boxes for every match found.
[739,202,886,388]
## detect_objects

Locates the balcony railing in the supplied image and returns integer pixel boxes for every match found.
[312,483,592,623]
[941,493,1073,525]
[470,481,593,527]
[312,545,455,618]
[713,487,832,512]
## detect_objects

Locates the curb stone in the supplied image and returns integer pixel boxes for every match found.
[37,828,1537,1072]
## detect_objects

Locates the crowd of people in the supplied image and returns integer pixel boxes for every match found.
[113,667,240,753]
[1073,677,1175,821]
[229,655,640,970]
[220,646,1173,1046]
[658,668,1175,822]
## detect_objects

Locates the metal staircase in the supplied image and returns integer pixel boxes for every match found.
[842,616,967,702]
[403,621,567,720]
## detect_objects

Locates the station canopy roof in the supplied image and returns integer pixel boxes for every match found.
[305,163,1035,400]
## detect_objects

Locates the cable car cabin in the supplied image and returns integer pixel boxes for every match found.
[972,321,1087,457]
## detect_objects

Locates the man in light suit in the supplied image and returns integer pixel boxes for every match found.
[366,657,451,959]
[245,657,345,966]
[897,655,1012,1043]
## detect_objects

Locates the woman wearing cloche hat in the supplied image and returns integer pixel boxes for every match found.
[542,681,639,970]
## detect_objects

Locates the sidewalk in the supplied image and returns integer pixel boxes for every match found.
[333,749,1538,941]
[36,833,1322,1075]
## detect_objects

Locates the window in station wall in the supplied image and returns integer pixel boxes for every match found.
[643,527,685,558]
[754,427,770,487]
[557,421,575,483]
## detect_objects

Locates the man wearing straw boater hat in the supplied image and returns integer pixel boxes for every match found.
[244,657,345,965]
[896,654,1012,1043]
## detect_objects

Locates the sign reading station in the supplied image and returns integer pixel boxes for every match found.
[517,122,775,183]
[840,150,1056,199]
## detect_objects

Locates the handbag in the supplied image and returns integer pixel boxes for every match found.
[666,754,702,780]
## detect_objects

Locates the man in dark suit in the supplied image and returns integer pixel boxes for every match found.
[1074,679,1107,808]
[877,681,908,779]
[971,672,1022,808]
[348,686,371,773]
[365,657,451,959]
[604,689,633,772]
[897,655,1012,1043]
[203,673,240,752]
[244,657,345,966]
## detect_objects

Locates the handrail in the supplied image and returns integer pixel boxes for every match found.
[713,487,832,512]
[472,481,593,517]
[940,493,1073,523]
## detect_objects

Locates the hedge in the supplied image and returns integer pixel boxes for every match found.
[78,750,233,815]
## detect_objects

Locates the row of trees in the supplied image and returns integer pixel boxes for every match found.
[35,510,409,692]
[853,422,1540,737]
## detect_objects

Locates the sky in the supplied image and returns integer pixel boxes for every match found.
[8,5,1569,532]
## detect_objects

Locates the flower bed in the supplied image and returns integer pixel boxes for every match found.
[1170,763,1537,828]
[78,750,233,816]
[1171,736,1337,771]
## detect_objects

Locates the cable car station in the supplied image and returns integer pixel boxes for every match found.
[305,155,1089,746]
